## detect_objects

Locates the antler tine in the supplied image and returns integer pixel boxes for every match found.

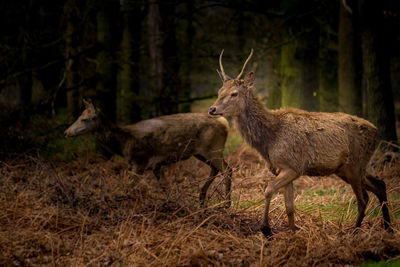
[219,49,229,81]
[236,49,254,80]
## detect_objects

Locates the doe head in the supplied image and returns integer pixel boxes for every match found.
[208,49,255,117]
[64,99,101,138]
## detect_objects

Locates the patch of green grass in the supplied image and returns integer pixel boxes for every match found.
[224,132,244,155]
[295,201,358,221]
[361,259,400,267]
[45,136,96,161]
[304,188,347,197]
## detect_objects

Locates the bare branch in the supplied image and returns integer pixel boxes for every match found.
[342,0,353,14]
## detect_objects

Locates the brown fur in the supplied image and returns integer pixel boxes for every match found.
[209,50,390,236]
[65,100,232,207]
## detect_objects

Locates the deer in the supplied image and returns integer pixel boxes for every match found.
[64,99,232,207]
[208,49,391,237]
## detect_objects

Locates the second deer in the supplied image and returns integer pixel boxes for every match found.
[65,100,232,207]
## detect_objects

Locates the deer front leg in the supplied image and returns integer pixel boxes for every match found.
[153,164,169,192]
[260,168,298,237]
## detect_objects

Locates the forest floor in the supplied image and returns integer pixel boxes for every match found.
[0,139,400,266]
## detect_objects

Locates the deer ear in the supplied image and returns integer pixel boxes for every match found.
[244,72,255,87]
[83,99,96,110]
[83,99,90,108]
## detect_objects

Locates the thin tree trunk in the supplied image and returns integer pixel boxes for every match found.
[96,0,118,122]
[65,0,80,117]
[118,0,142,124]
[338,0,362,116]
[266,18,281,110]
[281,24,319,111]
[179,1,194,113]
[160,1,180,115]
[319,32,338,112]
[147,1,180,116]
[148,1,163,116]
[358,0,397,141]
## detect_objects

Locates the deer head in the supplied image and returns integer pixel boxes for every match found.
[64,99,102,137]
[209,49,255,117]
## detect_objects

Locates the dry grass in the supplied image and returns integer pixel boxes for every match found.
[0,144,399,266]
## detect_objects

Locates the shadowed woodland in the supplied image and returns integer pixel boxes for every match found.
[1,0,400,265]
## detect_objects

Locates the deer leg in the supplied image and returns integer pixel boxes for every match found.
[365,174,391,229]
[153,164,168,192]
[220,159,232,207]
[210,157,232,207]
[260,168,298,237]
[284,182,298,231]
[195,154,232,208]
[200,165,218,207]
[350,181,367,228]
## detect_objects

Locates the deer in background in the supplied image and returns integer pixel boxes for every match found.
[209,49,390,236]
[65,100,232,207]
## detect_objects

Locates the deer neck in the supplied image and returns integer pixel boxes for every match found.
[235,91,277,157]
[93,114,131,156]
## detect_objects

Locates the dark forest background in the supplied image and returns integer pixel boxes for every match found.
[1,0,399,156]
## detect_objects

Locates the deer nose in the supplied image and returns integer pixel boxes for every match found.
[208,106,216,115]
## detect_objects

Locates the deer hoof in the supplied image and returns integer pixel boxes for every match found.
[260,226,273,238]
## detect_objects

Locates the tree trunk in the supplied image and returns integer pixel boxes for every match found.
[319,32,338,112]
[147,1,180,117]
[266,18,281,110]
[118,0,143,124]
[358,0,397,141]
[148,1,163,117]
[338,0,362,116]
[159,2,180,115]
[65,0,80,117]
[281,23,319,111]
[96,0,118,122]
[179,1,194,113]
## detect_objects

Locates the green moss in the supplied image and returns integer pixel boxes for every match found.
[361,259,400,267]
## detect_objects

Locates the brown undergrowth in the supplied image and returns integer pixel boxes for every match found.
[0,145,399,266]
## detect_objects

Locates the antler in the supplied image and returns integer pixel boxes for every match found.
[218,49,231,82]
[236,49,254,80]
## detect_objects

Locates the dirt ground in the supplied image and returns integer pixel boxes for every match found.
[0,145,399,266]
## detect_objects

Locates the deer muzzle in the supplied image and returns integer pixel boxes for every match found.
[208,106,217,115]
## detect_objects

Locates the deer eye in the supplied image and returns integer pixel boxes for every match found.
[231,92,238,97]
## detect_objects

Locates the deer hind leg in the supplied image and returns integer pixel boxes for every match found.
[194,154,218,207]
[219,158,232,206]
[365,174,391,229]
[200,166,219,207]
[284,182,298,231]
[195,153,232,208]
[260,168,298,237]
[337,165,368,229]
